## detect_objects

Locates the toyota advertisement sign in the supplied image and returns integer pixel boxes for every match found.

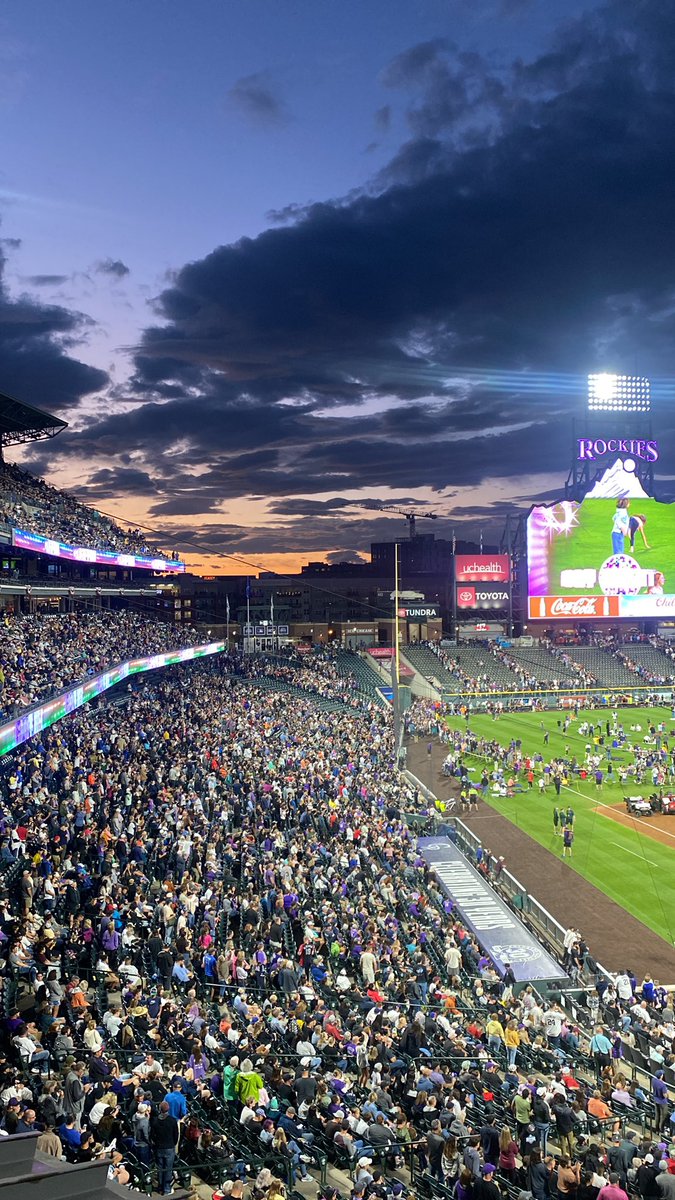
[456,584,510,609]
[455,554,510,582]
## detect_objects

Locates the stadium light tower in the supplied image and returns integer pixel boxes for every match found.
[587,373,651,412]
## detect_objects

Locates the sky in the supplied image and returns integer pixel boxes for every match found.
[2,0,675,574]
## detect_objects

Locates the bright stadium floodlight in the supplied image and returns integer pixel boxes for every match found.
[587,373,651,412]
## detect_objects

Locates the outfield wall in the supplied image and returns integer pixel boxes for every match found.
[442,685,673,705]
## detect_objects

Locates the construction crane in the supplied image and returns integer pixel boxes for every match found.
[359,503,438,538]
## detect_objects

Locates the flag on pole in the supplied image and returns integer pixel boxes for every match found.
[226,595,230,622]
[246,577,250,599]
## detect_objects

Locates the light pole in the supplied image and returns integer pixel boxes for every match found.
[391,542,403,764]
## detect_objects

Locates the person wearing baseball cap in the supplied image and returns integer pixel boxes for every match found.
[477,1163,501,1200]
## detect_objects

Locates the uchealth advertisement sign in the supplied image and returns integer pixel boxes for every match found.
[456,584,510,609]
[455,553,510,582]
[418,837,565,984]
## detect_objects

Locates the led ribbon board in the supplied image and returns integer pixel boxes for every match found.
[0,640,225,757]
[12,528,186,573]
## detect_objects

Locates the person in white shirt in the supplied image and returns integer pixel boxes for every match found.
[103,1007,124,1038]
[118,958,140,985]
[445,944,462,972]
[83,1022,103,1052]
[543,1005,564,1044]
[89,1097,111,1126]
[615,972,633,1003]
[336,970,352,993]
[137,1053,164,1078]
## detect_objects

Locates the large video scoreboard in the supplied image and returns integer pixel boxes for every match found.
[527,460,675,620]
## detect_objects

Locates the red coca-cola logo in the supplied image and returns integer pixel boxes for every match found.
[532,594,620,619]
[550,596,600,616]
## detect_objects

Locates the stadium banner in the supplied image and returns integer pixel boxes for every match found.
[397,603,441,619]
[527,460,675,619]
[366,648,414,677]
[455,554,510,582]
[418,836,565,984]
[456,584,510,609]
[12,527,186,573]
[0,640,226,757]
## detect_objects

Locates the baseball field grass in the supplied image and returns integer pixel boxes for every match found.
[444,705,675,946]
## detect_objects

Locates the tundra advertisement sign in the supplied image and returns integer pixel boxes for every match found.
[397,603,440,620]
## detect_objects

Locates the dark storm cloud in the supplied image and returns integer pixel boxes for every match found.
[26,0,675,555]
[148,495,223,517]
[0,243,108,412]
[326,549,367,564]
[374,105,391,132]
[228,72,288,124]
[150,511,454,560]
[24,274,69,287]
[268,496,423,517]
[96,258,130,278]
[79,467,159,497]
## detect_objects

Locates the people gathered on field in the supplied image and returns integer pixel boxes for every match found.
[406,700,675,795]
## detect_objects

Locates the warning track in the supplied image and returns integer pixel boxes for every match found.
[406,739,674,977]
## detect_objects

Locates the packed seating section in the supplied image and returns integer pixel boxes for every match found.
[0,462,174,559]
[0,648,670,1200]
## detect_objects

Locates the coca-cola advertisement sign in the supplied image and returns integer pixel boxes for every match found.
[529,595,620,619]
[455,554,510,582]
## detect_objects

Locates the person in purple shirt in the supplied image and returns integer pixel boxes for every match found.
[597,1173,629,1200]
[652,1071,669,1133]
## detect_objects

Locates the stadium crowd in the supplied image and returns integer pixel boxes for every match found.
[0,651,670,1200]
[0,462,177,559]
[0,609,203,720]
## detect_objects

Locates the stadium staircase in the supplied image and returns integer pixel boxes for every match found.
[618,643,675,682]
[402,645,462,691]
[506,646,578,685]
[568,647,642,687]
[451,645,520,688]
[335,648,389,706]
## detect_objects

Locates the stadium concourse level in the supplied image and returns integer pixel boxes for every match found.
[0,610,204,721]
[409,637,675,693]
[0,649,670,1199]
[0,461,177,559]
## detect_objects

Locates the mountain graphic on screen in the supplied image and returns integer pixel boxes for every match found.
[585,458,649,500]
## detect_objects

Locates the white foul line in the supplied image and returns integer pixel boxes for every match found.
[610,841,658,867]
[561,783,675,844]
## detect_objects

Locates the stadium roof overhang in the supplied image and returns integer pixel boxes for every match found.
[0,390,68,447]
